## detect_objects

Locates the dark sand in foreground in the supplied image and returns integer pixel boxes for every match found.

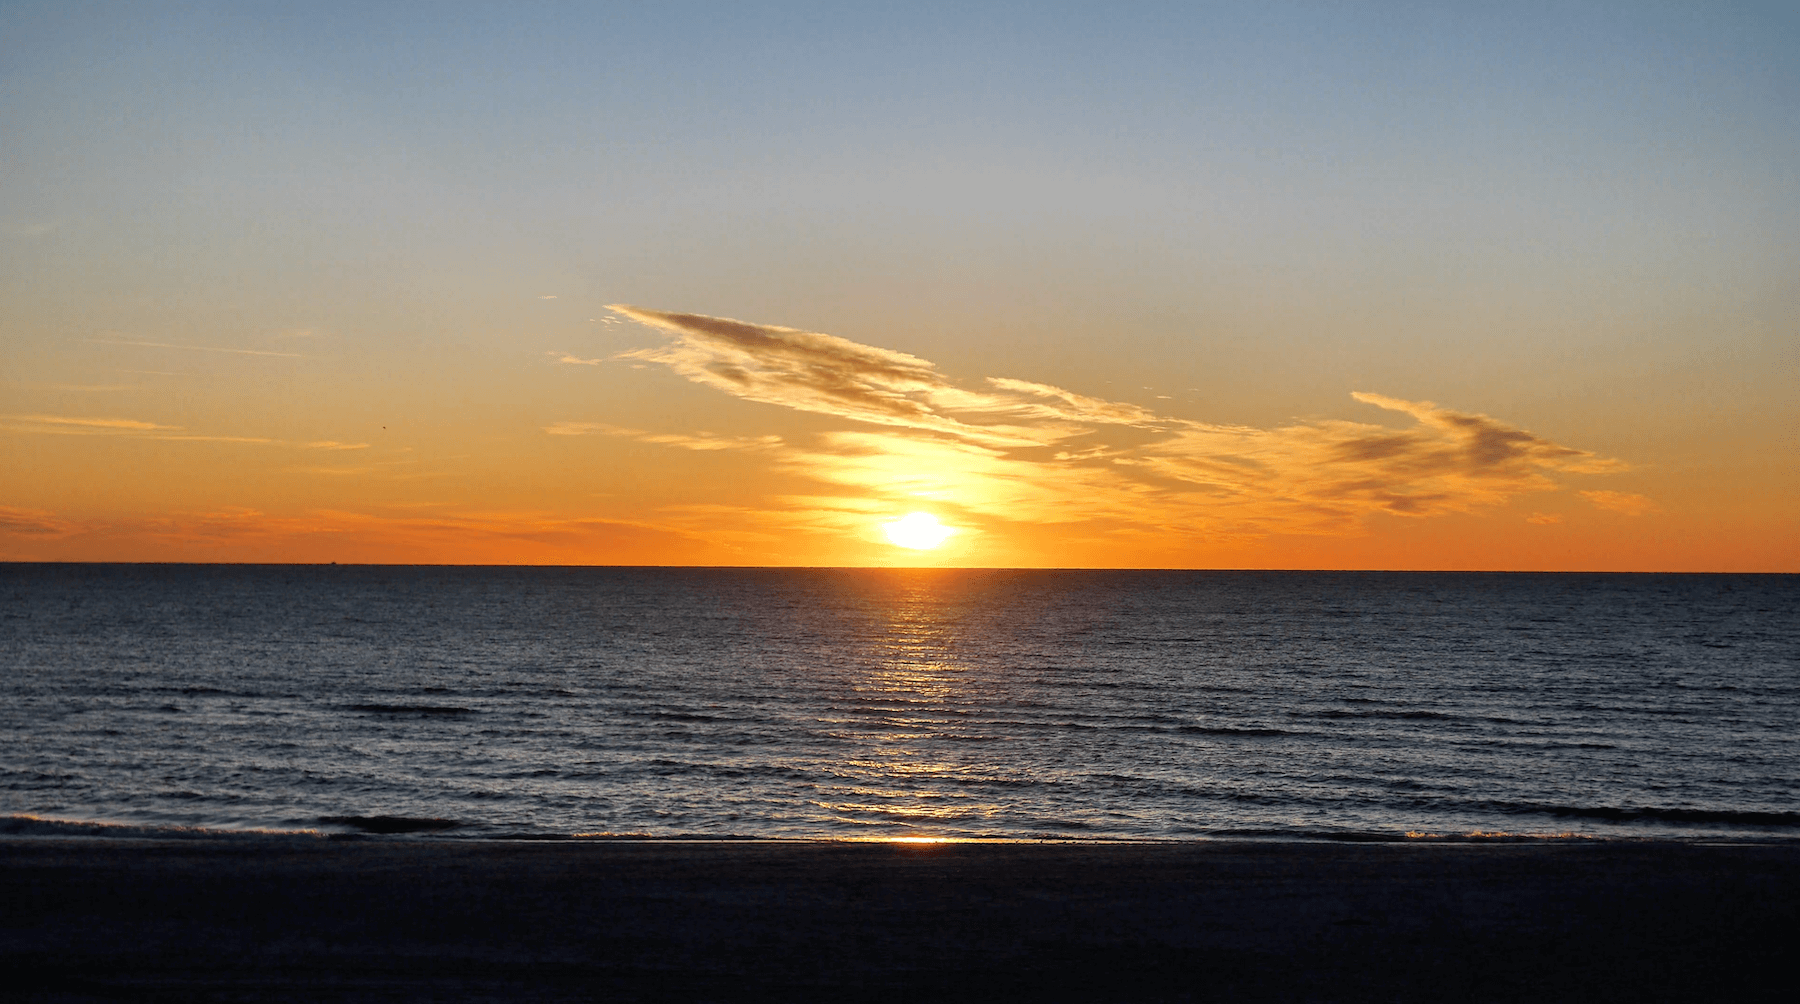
[4,837,1794,1001]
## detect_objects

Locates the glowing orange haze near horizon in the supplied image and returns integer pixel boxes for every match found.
[2,305,1790,572]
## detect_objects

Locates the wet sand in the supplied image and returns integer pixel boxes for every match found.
[4,837,1794,1001]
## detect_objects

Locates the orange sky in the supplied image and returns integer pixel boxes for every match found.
[3,302,1792,570]
[3,6,1795,570]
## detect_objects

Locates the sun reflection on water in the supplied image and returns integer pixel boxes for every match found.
[817,574,1024,838]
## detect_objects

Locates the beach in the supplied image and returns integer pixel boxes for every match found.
[4,837,1793,1001]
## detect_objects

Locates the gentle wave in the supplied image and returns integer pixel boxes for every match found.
[19,813,1788,846]
[1488,803,1800,827]
[344,704,478,715]
[3,566,1796,840]
[1,814,325,840]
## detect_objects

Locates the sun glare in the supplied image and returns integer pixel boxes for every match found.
[884,512,953,550]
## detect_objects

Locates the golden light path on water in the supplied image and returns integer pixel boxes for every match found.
[816,575,1018,839]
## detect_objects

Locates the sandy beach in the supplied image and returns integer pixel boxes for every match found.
[3,836,1794,1001]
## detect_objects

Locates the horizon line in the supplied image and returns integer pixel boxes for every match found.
[1,561,1790,575]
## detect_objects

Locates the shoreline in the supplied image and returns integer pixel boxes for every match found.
[6,835,1794,1001]
[11,811,1799,844]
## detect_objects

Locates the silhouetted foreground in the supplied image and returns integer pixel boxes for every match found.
[4,838,1794,1002]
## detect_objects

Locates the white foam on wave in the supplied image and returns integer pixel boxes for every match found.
[1,814,325,840]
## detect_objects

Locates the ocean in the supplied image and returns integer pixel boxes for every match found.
[3,565,1795,840]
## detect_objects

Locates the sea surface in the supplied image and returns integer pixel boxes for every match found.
[3,565,1796,841]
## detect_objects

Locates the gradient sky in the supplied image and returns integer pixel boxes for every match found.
[3,2,1795,569]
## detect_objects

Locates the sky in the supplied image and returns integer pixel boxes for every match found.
[2,1,1795,569]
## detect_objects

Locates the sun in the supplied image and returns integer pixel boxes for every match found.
[883,512,954,550]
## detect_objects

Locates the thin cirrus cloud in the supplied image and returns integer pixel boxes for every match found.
[1579,490,1661,516]
[0,506,706,563]
[0,414,277,443]
[546,421,783,452]
[608,306,1097,448]
[2,416,369,450]
[0,414,274,443]
[0,506,68,536]
[569,307,1632,543]
[3,414,178,432]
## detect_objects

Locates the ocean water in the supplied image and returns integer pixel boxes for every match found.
[3,565,1796,841]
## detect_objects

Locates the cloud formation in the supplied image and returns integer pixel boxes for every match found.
[0,414,276,443]
[609,305,1100,447]
[546,420,783,451]
[1,415,344,449]
[0,506,68,537]
[3,414,178,431]
[569,307,1629,546]
[0,505,713,564]
[1580,490,1660,516]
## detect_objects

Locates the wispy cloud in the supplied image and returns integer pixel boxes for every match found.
[986,377,1165,428]
[86,338,303,358]
[2,415,339,449]
[546,420,782,451]
[0,506,68,537]
[1579,490,1660,516]
[640,432,784,452]
[305,441,370,451]
[0,505,716,564]
[3,414,177,431]
[608,305,1100,447]
[0,413,277,444]
[545,421,614,436]
[592,307,1632,545]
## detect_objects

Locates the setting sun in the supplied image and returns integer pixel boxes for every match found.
[883,513,953,550]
